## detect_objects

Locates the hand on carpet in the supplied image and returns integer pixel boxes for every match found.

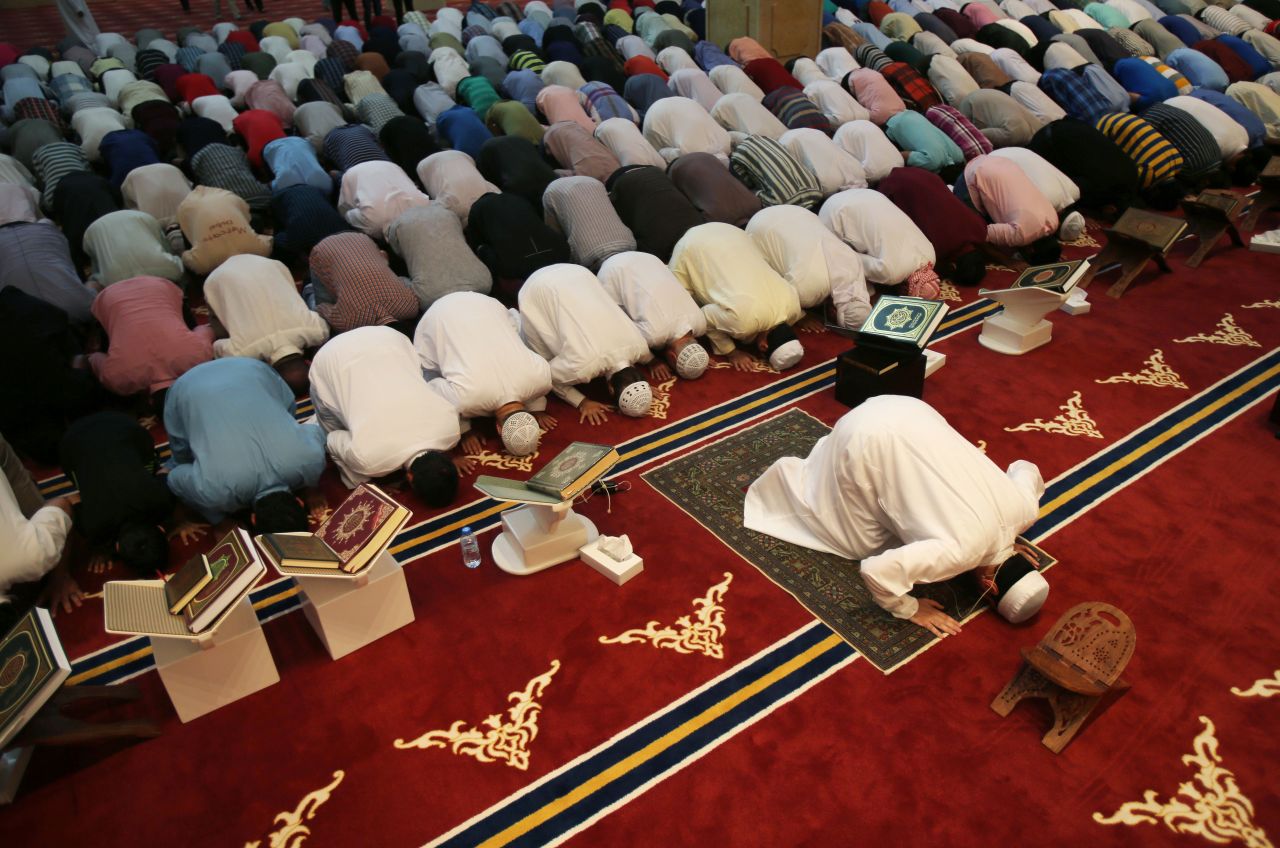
[452,454,476,476]
[532,411,558,431]
[649,361,673,382]
[910,599,962,638]
[578,400,611,425]
[168,520,209,545]
[41,569,84,617]
[725,350,758,372]
[794,313,826,334]
[88,553,113,575]
[461,433,486,456]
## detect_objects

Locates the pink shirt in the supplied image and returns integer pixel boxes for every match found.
[964,3,1001,28]
[728,37,773,64]
[849,70,906,126]
[963,155,1058,247]
[88,276,215,395]
[535,85,596,134]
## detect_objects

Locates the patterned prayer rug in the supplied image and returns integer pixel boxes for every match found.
[643,408,986,672]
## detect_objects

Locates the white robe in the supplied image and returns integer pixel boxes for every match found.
[744,396,1044,619]
[517,264,652,408]
[414,291,552,422]
[643,97,733,165]
[338,161,431,240]
[0,476,71,601]
[710,92,789,141]
[832,121,902,184]
[56,0,100,49]
[803,79,871,127]
[819,189,936,286]
[816,47,859,81]
[416,150,498,225]
[779,128,868,196]
[745,205,871,327]
[204,255,331,364]
[594,119,668,170]
[709,65,765,101]
[309,326,460,488]
[597,251,707,350]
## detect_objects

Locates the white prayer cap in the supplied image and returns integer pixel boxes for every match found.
[997,571,1050,623]
[501,411,540,456]
[675,341,709,379]
[617,380,653,417]
[769,340,804,371]
[1059,211,1085,243]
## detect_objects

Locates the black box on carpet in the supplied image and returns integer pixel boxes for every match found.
[835,345,926,408]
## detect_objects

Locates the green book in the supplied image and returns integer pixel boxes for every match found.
[474,475,566,505]
[856,295,949,352]
[0,608,70,750]
[980,259,1089,297]
[526,442,619,499]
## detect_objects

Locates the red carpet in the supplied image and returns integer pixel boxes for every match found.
[0,215,1276,845]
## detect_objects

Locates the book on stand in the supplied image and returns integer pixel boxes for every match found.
[474,442,619,505]
[1109,207,1187,253]
[980,259,1090,298]
[856,295,949,354]
[256,484,410,576]
[0,608,70,750]
[104,528,266,637]
[163,554,212,615]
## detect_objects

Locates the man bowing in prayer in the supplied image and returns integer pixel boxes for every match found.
[414,292,556,458]
[518,264,656,425]
[669,223,806,372]
[744,396,1049,637]
[597,251,710,383]
[310,326,466,506]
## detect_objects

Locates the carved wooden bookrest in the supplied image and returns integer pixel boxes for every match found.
[1180,196,1245,268]
[1241,157,1280,232]
[1078,232,1172,299]
[991,602,1135,754]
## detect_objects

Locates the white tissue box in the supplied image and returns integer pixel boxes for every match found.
[579,540,643,586]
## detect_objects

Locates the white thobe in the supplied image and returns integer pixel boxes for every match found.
[709,65,765,101]
[804,80,872,127]
[791,59,829,87]
[597,251,707,350]
[928,55,981,106]
[416,150,498,225]
[517,264,652,408]
[56,0,100,49]
[833,121,903,183]
[746,205,871,326]
[338,161,431,239]
[204,255,331,364]
[819,189,936,285]
[669,223,803,355]
[670,68,726,113]
[991,48,1041,84]
[429,48,470,98]
[744,396,1044,619]
[989,147,1081,213]
[414,291,552,422]
[643,97,733,165]
[121,163,193,230]
[1008,81,1067,124]
[192,95,239,134]
[779,128,868,196]
[269,62,312,101]
[0,479,71,601]
[658,46,700,76]
[710,92,789,141]
[594,118,668,169]
[310,326,461,488]
[816,47,859,81]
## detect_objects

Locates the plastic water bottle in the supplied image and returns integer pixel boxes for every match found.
[460,526,482,569]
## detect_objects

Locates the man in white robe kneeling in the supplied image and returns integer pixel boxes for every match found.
[597,251,710,383]
[744,396,1049,637]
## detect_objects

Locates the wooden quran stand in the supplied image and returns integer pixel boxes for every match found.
[1077,232,1172,299]
[991,603,1135,754]
[10,685,160,748]
[1180,196,1245,268]
[1241,157,1280,232]
[1,685,160,804]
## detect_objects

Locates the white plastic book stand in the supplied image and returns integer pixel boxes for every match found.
[296,551,414,660]
[978,287,1070,355]
[1059,288,1091,316]
[492,500,600,576]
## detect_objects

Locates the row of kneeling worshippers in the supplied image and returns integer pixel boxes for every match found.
[1,0,1278,621]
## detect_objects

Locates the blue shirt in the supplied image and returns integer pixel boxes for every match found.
[1166,48,1230,92]
[1113,58,1179,110]
[518,18,545,46]
[436,105,493,159]
[1159,15,1202,48]
[98,129,161,189]
[1187,87,1266,148]
[1039,68,1117,123]
[1217,35,1270,81]
[263,136,333,194]
[885,110,965,172]
[164,358,326,523]
[503,70,544,116]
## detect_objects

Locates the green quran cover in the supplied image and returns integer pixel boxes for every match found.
[980,259,1089,297]
[856,296,949,351]
[527,442,619,500]
[0,608,71,750]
